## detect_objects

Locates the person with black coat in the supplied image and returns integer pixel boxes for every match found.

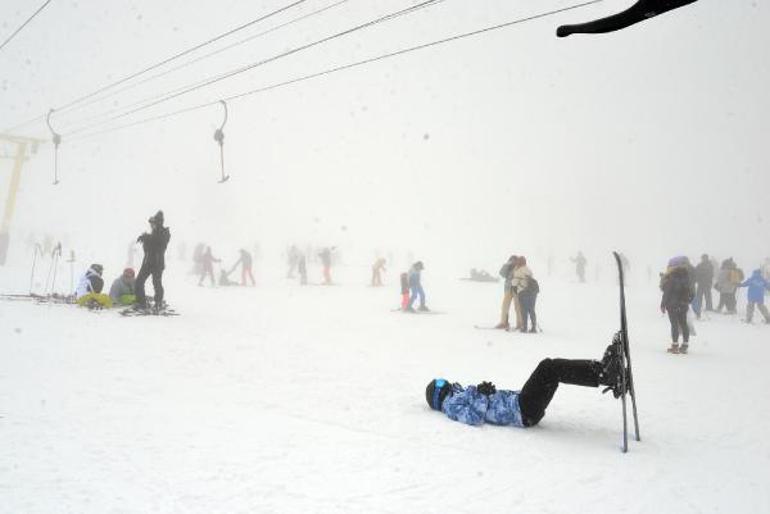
[134,210,171,310]
[660,265,695,354]
[694,254,715,314]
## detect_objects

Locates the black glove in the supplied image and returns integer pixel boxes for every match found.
[137,233,147,244]
[476,381,496,396]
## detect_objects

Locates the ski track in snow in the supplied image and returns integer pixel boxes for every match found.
[1,260,770,513]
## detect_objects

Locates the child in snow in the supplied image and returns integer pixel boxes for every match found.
[400,272,409,310]
[76,264,112,308]
[109,268,136,306]
[738,269,770,324]
[426,336,625,428]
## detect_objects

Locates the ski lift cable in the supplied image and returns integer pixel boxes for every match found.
[67,0,603,144]
[0,0,311,133]
[52,0,352,133]
[0,0,54,53]
[62,0,447,138]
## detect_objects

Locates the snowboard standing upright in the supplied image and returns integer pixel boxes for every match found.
[613,251,641,453]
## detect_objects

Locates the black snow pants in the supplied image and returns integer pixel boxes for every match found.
[667,305,689,343]
[696,281,713,311]
[518,358,601,427]
[135,263,164,306]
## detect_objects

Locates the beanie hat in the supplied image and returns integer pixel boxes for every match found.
[425,378,452,410]
[149,210,164,225]
[90,264,104,275]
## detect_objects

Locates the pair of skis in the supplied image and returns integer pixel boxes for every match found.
[613,251,641,453]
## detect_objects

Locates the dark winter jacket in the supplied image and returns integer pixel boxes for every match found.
[694,260,714,286]
[138,226,170,271]
[441,383,525,428]
[660,267,694,310]
[739,270,770,304]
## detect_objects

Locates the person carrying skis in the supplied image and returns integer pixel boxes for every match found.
[738,269,770,324]
[371,257,386,287]
[660,260,695,354]
[135,210,171,311]
[556,0,699,38]
[571,251,587,283]
[426,334,625,428]
[406,261,428,312]
[109,268,136,306]
[198,246,220,286]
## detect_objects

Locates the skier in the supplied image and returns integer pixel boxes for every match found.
[399,272,410,310]
[556,0,699,38]
[75,263,111,308]
[660,261,695,354]
[426,335,624,428]
[571,251,587,283]
[298,252,308,285]
[496,255,518,330]
[109,268,136,306]
[406,261,428,312]
[694,254,715,314]
[737,269,770,324]
[198,246,220,286]
[134,210,171,311]
[319,247,333,285]
[511,256,533,331]
[232,248,255,286]
[371,257,386,287]
[517,269,540,333]
[286,245,300,278]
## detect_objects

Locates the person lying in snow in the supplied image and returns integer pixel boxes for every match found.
[425,336,624,427]
[556,0,699,38]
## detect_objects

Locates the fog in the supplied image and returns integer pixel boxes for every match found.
[2,0,769,277]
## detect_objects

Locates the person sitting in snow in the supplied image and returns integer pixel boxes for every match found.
[75,263,112,308]
[426,335,625,428]
[109,268,136,306]
[738,269,770,324]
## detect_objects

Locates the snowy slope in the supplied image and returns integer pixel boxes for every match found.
[1,261,769,514]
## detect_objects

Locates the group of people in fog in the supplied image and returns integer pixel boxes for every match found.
[659,254,770,354]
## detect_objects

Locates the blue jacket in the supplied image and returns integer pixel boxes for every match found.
[739,270,770,304]
[441,383,525,428]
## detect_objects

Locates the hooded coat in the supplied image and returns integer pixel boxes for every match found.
[739,270,770,304]
[440,383,525,428]
[660,267,694,309]
[75,267,104,299]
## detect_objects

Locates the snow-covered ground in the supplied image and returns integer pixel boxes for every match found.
[2,258,769,513]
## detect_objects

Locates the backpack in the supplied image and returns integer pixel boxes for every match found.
[527,277,540,295]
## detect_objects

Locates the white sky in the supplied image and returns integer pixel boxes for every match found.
[1,0,768,274]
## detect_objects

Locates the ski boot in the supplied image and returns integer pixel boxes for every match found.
[418,305,430,312]
[667,343,680,354]
[679,344,689,354]
[599,332,625,398]
[494,322,510,330]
